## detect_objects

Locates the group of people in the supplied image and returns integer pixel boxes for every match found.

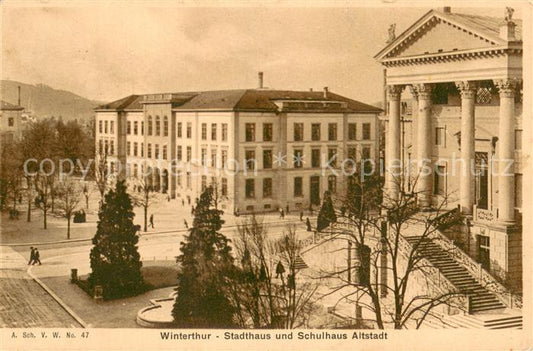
[28,247,42,265]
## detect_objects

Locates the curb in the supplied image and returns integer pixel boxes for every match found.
[27,265,88,328]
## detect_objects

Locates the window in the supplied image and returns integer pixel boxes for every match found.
[133,164,138,178]
[362,123,371,140]
[222,123,228,141]
[211,124,217,140]
[153,116,159,136]
[311,123,321,141]
[245,123,255,142]
[263,178,272,198]
[294,123,304,141]
[263,149,272,169]
[328,148,337,167]
[99,139,103,154]
[154,144,159,159]
[311,149,321,168]
[127,141,131,156]
[148,116,153,135]
[263,123,273,141]
[105,121,108,134]
[134,121,138,135]
[245,179,255,198]
[187,122,192,138]
[110,121,114,134]
[328,123,337,141]
[515,130,522,150]
[163,116,168,136]
[201,176,207,192]
[133,142,138,156]
[127,121,131,134]
[245,150,256,171]
[147,144,152,158]
[201,123,207,140]
[109,141,114,155]
[141,121,144,135]
[141,143,144,157]
[99,120,103,133]
[201,148,207,166]
[294,177,303,197]
[177,122,182,138]
[104,140,109,154]
[211,149,217,167]
[435,127,446,146]
[348,147,357,162]
[221,150,228,169]
[515,174,522,208]
[348,123,357,141]
[162,145,167,160]
[177,145,182,161]
[433,165,446,195]
[177,171,182,186]
[187,146,191,162]
[328,175,337,194]
[186,172,191,189]
[221,178,228,196]
[362,146,371,160]
[293,149,303,168]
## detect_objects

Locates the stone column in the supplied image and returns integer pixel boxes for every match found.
[385,85,403,201]
[412,83,433,208]
[494,79,518,222]
[455,81,477,215]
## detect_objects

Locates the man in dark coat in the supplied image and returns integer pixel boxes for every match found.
[33,248,42,265]
[28,247,35,265]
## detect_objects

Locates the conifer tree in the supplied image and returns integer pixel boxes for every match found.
[317,190,337,232]
[88,180,145,299]
[172,186,236,327]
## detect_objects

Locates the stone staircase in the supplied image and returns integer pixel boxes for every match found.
[405,236,506,314]
[422,313,522,329]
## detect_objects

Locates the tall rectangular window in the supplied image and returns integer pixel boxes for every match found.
[263,178,272,198]
[134,121,138,135]
[245,150,256,171]
[155,144,160,159]
[177,145,182,161]
[221,178,228,196]
[211,149,217,167]
[294,177,303,197]
[435,127,446,146]
[362,123,371,140]
[222,150,228,169]
[127,121,131,134]
[348,123,357,140]
[245,179,255,198]
[263,123,273,141]
[245,123,255,142]
[515,174,522,208]
[222,123,228,141]
[155,117,160,136]
[109,141,114,155]
[294,123,304,141]
[433,165,445,195]
[177,122,182,138]
[186,172,191,189]
[187,146,191,162]
[362,146,371,160]
[328,175,337,194]
[133,142,138,156]
[311,149,321,168]
[263,149,272,169]
[8,118,14,127]
[293,149,303,168]
[141,121,144,135]
[177,171,182,186]
[162,145,167,160]
[163,117,169,137]
[328,148,337,167]
[110,121,114,134]
[147,143,152,158]
[99,120,103,133]
[201,148,207,166]
[328,123,337,141]
[311,123,321,141]
[187,122,192,138]
[141,143,144,157]
[211,124,217,141]
[201,176,207,192]
[201,123,207,140]
[348,146,357,162]
[104,121,108,134]
[127,141,131,156]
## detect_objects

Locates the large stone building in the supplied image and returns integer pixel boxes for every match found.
[376,7,523,288]
[95,82,381,214]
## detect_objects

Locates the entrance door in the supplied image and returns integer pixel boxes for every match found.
[475,152,489,209]
[477,235,490,270]
[310,176,320,206]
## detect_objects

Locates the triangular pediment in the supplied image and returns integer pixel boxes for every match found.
[376,10,506,61]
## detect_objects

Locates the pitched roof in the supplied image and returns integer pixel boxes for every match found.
[97,89,381,113]
[444,12,522,41]
[1,100,24,111]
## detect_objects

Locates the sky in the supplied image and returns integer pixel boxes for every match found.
[0,1,522,105]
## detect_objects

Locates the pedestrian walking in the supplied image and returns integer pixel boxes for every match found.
[149,214,155,228]
[33,248,42,265]
[306,217,312,232]
[286,204,290,214]
[299,211,304,221]
[28,247,35,265]
[275,261,285,279]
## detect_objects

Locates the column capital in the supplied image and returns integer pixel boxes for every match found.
[455,81,478,99]
[494,78,521,98]
[387,85,404,101]
[411,83,433,100]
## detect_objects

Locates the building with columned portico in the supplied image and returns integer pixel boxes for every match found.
[375,7,523,290]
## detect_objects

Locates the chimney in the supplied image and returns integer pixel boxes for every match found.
[323,86,329,99]
[17,86,21,106]
[500,20,516,41]
[258,72,264,89]
[442,6,451,13]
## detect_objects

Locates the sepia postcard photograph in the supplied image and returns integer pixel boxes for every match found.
[1,0,531,350]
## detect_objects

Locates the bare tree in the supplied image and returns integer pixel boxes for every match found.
[34,173,54,229]
[131,176,156,232]
[316,166,463,329]
[230,216,318,328]
[56,177,82,239]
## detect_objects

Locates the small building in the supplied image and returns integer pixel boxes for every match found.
[0,100,25,144]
